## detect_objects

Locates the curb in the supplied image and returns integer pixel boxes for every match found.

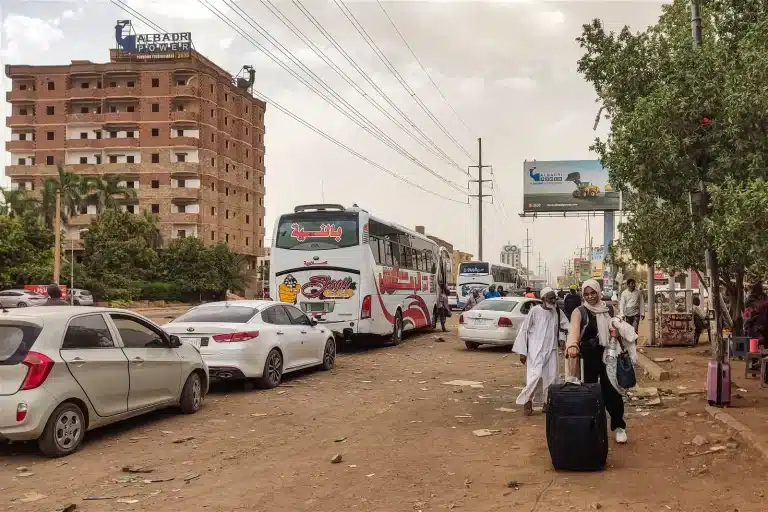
[636,352,670,381]
[705,405,768,461]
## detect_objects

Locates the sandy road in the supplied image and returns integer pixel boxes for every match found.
[2,321,767,511]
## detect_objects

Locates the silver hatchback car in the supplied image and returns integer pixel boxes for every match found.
[0,307,208,457]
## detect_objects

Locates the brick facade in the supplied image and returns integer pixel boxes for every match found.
[5,50,267,265]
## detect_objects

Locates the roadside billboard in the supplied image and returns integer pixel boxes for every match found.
[25,284,67,299]
[523,160,620,213]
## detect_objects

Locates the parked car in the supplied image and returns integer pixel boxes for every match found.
[164,300,337,389]
[0,307,208,457]
[458,297,542,350]
[69,289,94,306]
[0,290,47,308]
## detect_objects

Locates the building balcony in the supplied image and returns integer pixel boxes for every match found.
[66,113,105,124]
[6,140,35,152]
[7,115,36,127]
[167,212,201,224]
[67,88,103,100]
[6,90,36,102]
[65,138,103,149]
[5,164,60,178]
[66,163,143,175]
[168,187,201,201]
[169,136,200,148]
[172,84,199,98]
[103,111,140,124]
[170,111,199,123]
[103,87,139,99]
[102,137,141,149]
[67,214,97,227]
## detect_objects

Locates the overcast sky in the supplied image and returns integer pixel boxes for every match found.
[1,0,665,283]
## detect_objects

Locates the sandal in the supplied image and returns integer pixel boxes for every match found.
[524,401,533,416]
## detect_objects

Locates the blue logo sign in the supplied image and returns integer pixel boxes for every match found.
[115,20,192,55]
[529,166,563,183]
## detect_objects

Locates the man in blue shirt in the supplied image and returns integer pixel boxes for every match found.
[485,284,501,299]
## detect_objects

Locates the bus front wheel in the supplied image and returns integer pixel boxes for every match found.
[391,312,404,346]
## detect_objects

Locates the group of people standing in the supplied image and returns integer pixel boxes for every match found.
[512,279,641,445]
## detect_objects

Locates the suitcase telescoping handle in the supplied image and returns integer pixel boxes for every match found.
[564,351,584,384]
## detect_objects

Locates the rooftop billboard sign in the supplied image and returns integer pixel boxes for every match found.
[115,20,192,57]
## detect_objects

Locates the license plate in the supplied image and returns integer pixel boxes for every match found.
[473,318,490,325]
[183,337,208,348]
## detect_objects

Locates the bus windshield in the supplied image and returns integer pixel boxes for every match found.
[275,212,359,251]
[459,262,489,275]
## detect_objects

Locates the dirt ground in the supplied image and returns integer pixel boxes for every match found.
[2,318,768,512]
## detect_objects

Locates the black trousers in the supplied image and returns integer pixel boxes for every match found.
[582,346,626,431]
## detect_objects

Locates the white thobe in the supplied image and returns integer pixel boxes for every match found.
[512,305,570,405]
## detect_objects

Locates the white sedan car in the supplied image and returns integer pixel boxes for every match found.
[458,297,542,350]
[164,300,337,389]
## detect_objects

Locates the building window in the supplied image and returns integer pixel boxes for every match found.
[151,153,160,163]
[211,182,216,192]
[109,155,118,164]
[47,81,55,90]
[210,84,214,93]
[178,229,186,239]
[46,106,54,115]
[127,80,135,87]
[19,133,27,141]
[225,233,230,243]
[19,108,28,115]
[96,106,102,114]
[95,155,102,164]
[246,237,250,246]
[96,131,102,139]
[211,133,215,143]
[210,109,214,117]
[125,181,135,189]
[225,210,230,219]
[246,149,249,158]
[80,132,88,139]
[151,204,160,214]
[152,78,159,87]
[79,157,88,164]
[46,156,54,165]
[245,171,249,180]
[211,231,215,241]
[126,205,136,214]
[152,128,159,137]
[225,117,228,126]
[127,105,135,113]
[177,204,186,213]
[211,157,215,166]
[176,153,186,163]
[225,93,229,101]
[81,82,89,89]
[177,129,184,137]
[246,127,249,136]
[152,103,159,112]
[80,107,89,114]
[225,187,229,197]
[46,131,54,140]
[127,156,135,164]
[246,214,250,224]
[109,105,117,113]
[225,163,229,172]
[17,158,26,165]
[259,176,263,185]
[110,131,117,139]
[211,206,216,215]
[178,179,186,188]
[246,193,249,202]
[109,81,117,87]
[246,105,249,114]
[152,180,159,188]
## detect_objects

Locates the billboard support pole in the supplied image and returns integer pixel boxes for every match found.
[469,138,491,261]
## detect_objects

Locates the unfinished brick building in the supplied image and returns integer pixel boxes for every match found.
[5,49,267,269]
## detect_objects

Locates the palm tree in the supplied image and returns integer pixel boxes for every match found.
[0,187,41,217]
[42,165,85,226]
[84,174,137,213]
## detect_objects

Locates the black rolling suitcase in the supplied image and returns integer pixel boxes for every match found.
[546,354,608,471]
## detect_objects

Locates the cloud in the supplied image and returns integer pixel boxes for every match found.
[125,0,240,21]
[61,9,76,19]
[219,37,233,49]
[496,76,537,90]
[532,10,566,29]
[1,15,65,59]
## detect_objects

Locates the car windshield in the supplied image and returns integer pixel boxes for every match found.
[473,300,519,312]
[174,306,259,324]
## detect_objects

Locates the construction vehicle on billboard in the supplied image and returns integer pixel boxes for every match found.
[565,172,600,198]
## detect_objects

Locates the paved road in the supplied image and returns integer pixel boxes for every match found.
[1,321,765,511]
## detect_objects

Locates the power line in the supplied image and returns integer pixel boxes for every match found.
[109,1,468,206]
[292,1,466,174]
[199,0,468,196]
[258,0,467,176]
[110,0,166,33]
[334,0,475,162]
[375,0,476,143]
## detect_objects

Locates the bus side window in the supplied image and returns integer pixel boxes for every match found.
[401,245,413,269]
[369,236,382,264]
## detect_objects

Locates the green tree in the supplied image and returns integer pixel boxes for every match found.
[41,165,86,227]
[84,175,137,213]
[160,237,218,295]
[82,209,161,294]
[0,213,54,288]
[0,187,41,218]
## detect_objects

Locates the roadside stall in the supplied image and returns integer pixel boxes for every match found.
[651,289,699,347]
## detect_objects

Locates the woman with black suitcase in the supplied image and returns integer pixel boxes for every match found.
[566,279,628,444]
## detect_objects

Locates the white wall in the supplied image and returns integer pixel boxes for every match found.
[104,129,138,139]
[10,181,34,191]
[171,149,199,163]
[11,130,34,141]
[173,224,198,238]
[105,78,137,88]
[72,79,99,89]
[172,203,200,213]
[67,125,102,140]
[10,153,34,165]
[171,178,201,188]
[65,151,100,165]
[170,129,200,138]
[104,150,141,163]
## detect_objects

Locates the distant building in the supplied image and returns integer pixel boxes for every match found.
[451,250,473,286]
[500,243,521,268]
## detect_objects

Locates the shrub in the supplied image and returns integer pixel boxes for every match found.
[141,281,184,301]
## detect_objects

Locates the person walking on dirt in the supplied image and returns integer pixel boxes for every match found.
[513,287,570,416]
[619,279,644,334]
[435,286,451,332]
[563,285,582,320]
[566,279,628,444]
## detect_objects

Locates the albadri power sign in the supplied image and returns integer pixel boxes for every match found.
[115,20,192,54]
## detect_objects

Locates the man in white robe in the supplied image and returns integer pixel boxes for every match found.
[512,287,570,415]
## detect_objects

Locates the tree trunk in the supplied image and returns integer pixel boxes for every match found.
[733,268,745,336]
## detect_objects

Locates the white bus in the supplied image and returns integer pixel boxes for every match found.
[270,204,452,344]
[456,261,522,308]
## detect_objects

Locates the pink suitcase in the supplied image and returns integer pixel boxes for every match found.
[707,360,731,407]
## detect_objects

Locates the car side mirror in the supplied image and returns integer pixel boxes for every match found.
[169,335,182,348]
[309,318,318,327]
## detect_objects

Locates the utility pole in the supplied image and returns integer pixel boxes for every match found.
[691,0,722,361]
[469,138,491,261]
[537,253,542,276]
[53,190,61,284]
[524,229,532,286]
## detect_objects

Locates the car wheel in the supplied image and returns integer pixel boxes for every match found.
[179,372,203,414]
[391,311,404,346]
[16,302,27,308]
[38,402,85,458]
[321,338,336,371]
[465,341,480,350]
[258,349,283,389]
